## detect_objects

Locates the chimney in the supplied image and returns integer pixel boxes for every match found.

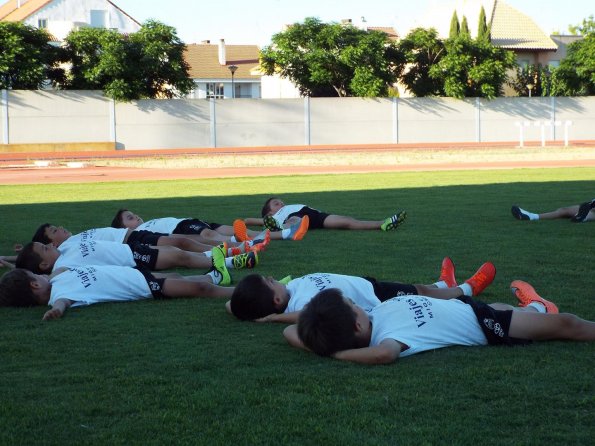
[218,39,226,66]
[201,39,210,44]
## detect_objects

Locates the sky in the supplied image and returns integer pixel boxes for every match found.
[116,0,593,46]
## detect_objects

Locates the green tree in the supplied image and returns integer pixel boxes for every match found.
[395,27,445,96]
[430,35,516,98]
[260,17,401,97]
[449,12,460,38]
[63,20,192,101]
[477,6,490,43]
[460,16,470,37]
[568,14,595,35]
[550,33,595,96]
[0,22,65,89]
[508,64,552,96]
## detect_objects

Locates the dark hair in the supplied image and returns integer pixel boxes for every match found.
[0,269,38,307]
[261,197,278,218]
[32,223,52,244]
[15,242,47,274]
[297,288,358,357]
[230,274,279,320]
[111,209,128,228]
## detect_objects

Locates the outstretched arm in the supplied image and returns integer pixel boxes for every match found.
[256,311,300,324]
[42,298,72,321]
[283,324,309,351]
[332,339,403,365]
[244,218,265,226]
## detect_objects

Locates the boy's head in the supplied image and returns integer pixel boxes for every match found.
[261,197,285,217]
[298,288,368,357]
[230,274,290,320]
[111,209,143,230]
[0,268,49,307]
[32,223,71,246]
[16,242,60,274]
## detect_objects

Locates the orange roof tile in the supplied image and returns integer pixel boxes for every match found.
[367,26,399,40]
[184,43,261,79]
[0,0,51,21]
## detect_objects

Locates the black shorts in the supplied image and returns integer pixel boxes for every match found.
[364,276,417,301]
[457,296,530,346]
[127,229,168,246]
[172,219,221,235]
[136,266,166,299]
[288,206,329,230]
[129,243,159,270]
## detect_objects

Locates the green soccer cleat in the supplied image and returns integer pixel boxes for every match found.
[278,275,292,285]
[263,215,283,231]
[211,245,231,286]
[381,210,407,231]
[232,251,259,269]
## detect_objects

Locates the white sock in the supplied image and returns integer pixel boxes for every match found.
[281,228,291,239]
[527,302,546,313]
[225,258,234,268]
[433,280,448,289]
[207,270,220,284]
[459,283,472,296]
[230,236,238,243]
[519,207,539,221]
[203,251,212,258]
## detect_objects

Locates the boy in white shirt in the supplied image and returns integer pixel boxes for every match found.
[0,264,233,321]
[228,258,494,323]
[284,282,595,364]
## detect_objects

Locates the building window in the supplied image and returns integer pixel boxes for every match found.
[90,10,107,28]
[548,60,560,68]
[38,18,48,29]
[206,83,224,99]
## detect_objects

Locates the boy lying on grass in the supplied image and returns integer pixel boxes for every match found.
[284,281,595,364]
[112,208,306,244]
[228,258,494,323]
[233,197,406,241]
[13,241,237,286]
[0,263,233,321]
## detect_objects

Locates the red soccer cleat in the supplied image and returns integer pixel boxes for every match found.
[510,280,559,314]
[464,262,496,296]
[438,257,457,288]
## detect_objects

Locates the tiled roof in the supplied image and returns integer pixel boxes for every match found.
[367,26,399,40]
[184,43,261,79]
[0,0,51,21]
[490,0,557,50]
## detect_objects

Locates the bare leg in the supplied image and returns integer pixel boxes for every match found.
[539,205,580,220]
[323,215,384,230]
[153,246,211,270]
[489,303,595,341]
[159,275,233,299]
[157,235,215,252]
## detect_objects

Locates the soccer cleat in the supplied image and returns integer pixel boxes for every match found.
[232,251,258,269]
[233,219,250,242]
[511,205,529,221]
[464,262,496,296]
[381,211,407,231]
[438,257,457,288]
[211,245,231,286]
[248,230,271,252]
[571,199,595,223]
[286,215,309,241]
[263,215,283,231]
[510,280,559,314]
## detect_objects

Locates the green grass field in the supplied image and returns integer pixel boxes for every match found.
[1,167,593,445]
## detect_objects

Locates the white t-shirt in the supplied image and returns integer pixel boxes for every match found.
[49,265,152,308]
[286,273,380,313]
[62,227,129,246]
[54,240,136,271]
[272,204,306,226]
[137,218,186,234]
[370,296,488,357]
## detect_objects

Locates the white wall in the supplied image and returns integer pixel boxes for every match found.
[1,91,594,150]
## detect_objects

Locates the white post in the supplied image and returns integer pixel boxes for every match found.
[304,96,311,146]
[1,89,8,144]
[564,120,572,147]
[515,121,530,148]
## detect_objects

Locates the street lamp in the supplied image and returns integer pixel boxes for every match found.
[228,65,238,99]
[527,83,534,98]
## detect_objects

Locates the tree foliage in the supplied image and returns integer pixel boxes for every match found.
[430,35,516,98]
[460,16,470,37]
[449,12,460,39]
[508,64,552,96]
[260,17,402,97]
[0,22,65,89]
[396,27,445,96]
[568,15,595,35]
[62,20,192,101]
[550,33,595,96]
[477,7,490,43]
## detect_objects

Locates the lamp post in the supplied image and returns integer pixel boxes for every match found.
[527,83,534,98]
[228,65,238,99]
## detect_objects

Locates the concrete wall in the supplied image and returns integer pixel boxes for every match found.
[1,90,594,150]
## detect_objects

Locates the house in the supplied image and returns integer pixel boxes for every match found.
[184,39,261,99]
[0,0,141,41]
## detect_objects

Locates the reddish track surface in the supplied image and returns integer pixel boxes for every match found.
[1,142,594,184]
